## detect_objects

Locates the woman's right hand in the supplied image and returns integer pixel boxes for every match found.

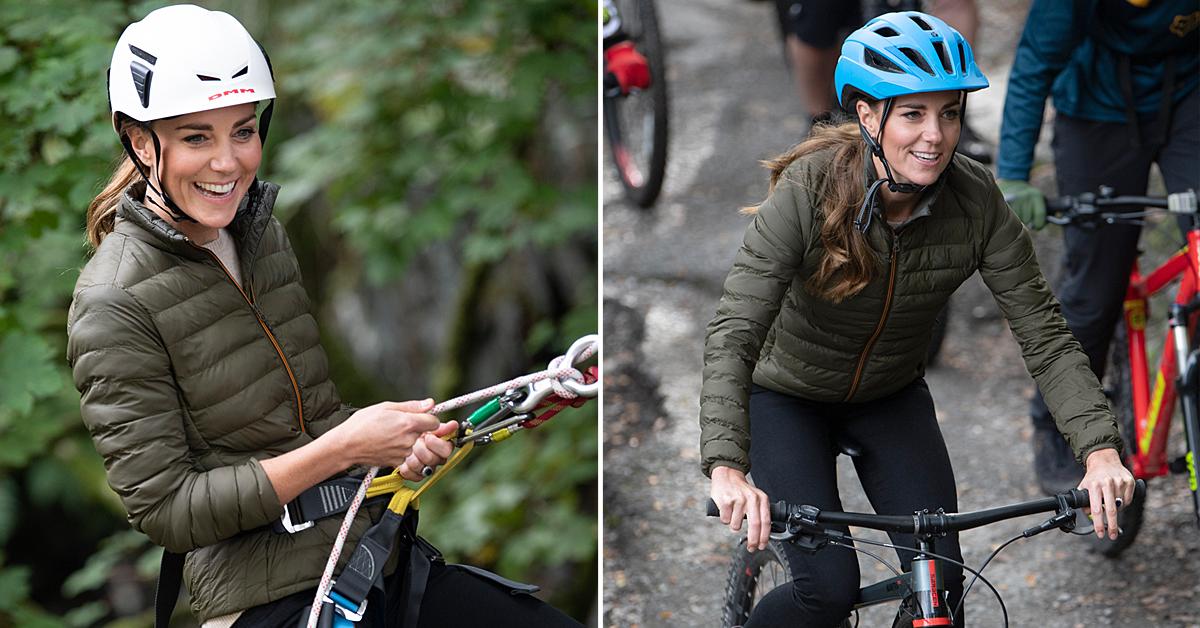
[330,399,449,468]
[710,466,771,552]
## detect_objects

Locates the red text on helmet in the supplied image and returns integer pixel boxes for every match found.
[208,88,255,101]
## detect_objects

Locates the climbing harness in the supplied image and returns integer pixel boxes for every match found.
[300,334,600,628]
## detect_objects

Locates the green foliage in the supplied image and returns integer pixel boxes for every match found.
[270,0,596,283]
[0,0,596,623]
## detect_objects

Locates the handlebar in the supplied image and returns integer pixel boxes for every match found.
[705,479,1146,537]
[1040,187,1197,226]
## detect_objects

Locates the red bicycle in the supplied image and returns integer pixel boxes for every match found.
[1047,186,1200,556]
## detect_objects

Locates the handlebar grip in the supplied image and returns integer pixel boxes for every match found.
[705,498,791,523]
[1067,478,1146,509]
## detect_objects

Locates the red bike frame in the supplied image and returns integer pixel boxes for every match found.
[1121,229,1200,477]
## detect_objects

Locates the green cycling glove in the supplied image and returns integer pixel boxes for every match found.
[997,179,1047,230]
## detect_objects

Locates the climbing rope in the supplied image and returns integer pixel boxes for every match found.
[305,334,599,627]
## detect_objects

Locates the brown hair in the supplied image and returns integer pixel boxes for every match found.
[745,115,878,303]
[86,116,149,249]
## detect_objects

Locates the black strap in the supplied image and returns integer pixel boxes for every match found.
[401,541,432,628]
[330,509,404,608]
[274,476,378,533]
[155,550,186,628]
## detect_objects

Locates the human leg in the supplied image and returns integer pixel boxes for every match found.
[1028,112,1156,493]
[743,385,860,627]
[775,0,862,122]
[842,379,965,628]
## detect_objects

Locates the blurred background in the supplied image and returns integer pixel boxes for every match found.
[0,0,597,625]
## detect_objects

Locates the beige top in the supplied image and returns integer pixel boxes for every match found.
[200,228,242,286]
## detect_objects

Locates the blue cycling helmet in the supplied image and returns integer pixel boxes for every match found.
[834,12,989,233]
[835,11,988,108]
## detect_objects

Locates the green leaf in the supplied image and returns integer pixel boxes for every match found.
[0,47,18,74]
[0,332,62,416]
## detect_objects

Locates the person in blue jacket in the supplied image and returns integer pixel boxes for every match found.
[996,0,1199,495]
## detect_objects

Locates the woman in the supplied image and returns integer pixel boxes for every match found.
[67,5,579,627]
[700,12,1135,626]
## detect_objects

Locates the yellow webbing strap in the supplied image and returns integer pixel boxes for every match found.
[368,440,477,516]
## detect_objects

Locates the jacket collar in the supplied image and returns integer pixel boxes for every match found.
[862,155,952,231]
[116,179,280,267]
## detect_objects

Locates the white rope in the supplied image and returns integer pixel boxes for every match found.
[304,335,598,627]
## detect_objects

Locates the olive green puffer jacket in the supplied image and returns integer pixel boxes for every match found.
[699,150,1122,477]
[67,181,378,621]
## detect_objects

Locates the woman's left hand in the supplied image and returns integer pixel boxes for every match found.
[398,420,459,481]
[1079,448,1135,540]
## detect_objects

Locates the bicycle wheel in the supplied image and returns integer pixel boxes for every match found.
[1095,322,1146,556]
[721,538,792,628]
[604,0,668,208]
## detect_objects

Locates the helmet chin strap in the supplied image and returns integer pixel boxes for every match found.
[120,131,196,224]
[853,93,968,233]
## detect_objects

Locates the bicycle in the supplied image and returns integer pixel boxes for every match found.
[1044,187,1200,556]
[709,479,1147,627]
[603,0,669,208]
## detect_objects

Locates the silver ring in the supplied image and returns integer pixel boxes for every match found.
[1114,497,1124,509]
[421,465,434,477]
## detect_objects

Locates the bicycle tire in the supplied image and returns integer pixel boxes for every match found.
[604,0,668,208]
[1095,322,1147,557]
[720,538,792,628]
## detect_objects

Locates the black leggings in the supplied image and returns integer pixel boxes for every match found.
[231,559,581,627]
[743,380,965,628]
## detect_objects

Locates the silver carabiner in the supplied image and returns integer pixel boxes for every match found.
[510,334,600,413]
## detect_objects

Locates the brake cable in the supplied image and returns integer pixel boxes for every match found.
[304,334,599,628]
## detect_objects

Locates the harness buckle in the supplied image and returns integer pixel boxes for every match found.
[279,503,315,534]
[327,589,367,623]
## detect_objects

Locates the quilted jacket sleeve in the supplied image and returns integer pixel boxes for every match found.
[67,283,283,553]
[977,175,1122,463]
[699,169,812,477]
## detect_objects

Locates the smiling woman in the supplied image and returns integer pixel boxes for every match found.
[700,10,1133,627]
[66,4,584,627]
[124,105,263,245]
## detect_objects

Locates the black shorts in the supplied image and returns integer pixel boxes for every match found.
[774,0,863,49]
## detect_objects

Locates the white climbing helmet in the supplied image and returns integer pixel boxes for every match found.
[108,4,275,131]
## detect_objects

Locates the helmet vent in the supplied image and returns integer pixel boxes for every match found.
[196,74,220,81]
[934,41,953,74]
[130,61,153,108]
[874,26,899,37]
[232,65,249,78]
[898,47,934,76]
[864,48,905,73]
[957,42,967,73]
[128,45,157,65]
[908,15,934,31]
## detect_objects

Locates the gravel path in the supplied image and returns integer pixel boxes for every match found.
[602,1,1200,626]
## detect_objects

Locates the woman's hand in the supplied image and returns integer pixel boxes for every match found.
[710,466,771,552]
[397,420,459,481]
[1079,448,1135,540]
[330,399,450,468]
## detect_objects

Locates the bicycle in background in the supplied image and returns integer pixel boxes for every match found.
[1045,187,1200,556]
[603,0,669,208]
[711,480,1147,627]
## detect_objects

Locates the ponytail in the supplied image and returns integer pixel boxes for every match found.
[87,115,150,250]
[86,156,141,249]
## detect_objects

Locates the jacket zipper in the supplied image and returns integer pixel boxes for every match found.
[192,244,307,434]
[844,233,900,402]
